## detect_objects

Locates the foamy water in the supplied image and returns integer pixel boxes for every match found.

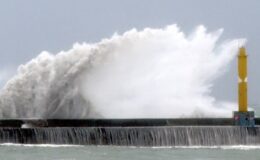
[0,25,245,119]
[1,143,260,150]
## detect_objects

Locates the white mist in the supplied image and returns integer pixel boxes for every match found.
[0,25,245,118]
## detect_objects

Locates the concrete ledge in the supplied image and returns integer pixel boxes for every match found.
[0,118,260,127]
[0,118,234,127]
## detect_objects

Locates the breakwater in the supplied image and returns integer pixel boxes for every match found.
[0,119,259,146]
[0,126,259,146]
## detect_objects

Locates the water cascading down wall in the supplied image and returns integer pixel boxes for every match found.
[0,118,260,145]
[0,25,259,146]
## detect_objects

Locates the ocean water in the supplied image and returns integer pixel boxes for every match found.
[0,144,260,160]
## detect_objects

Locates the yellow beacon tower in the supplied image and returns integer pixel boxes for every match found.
[238,47,248,112]
[233,47,255,127]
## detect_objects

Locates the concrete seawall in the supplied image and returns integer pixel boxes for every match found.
[0,126,260,146]
[0,118,260,146]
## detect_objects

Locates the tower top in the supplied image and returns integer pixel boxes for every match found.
[238,47,247,57]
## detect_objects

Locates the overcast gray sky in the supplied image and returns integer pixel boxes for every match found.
[0,0,260,111]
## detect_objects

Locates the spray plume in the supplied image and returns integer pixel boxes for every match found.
[0,25,245,118]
